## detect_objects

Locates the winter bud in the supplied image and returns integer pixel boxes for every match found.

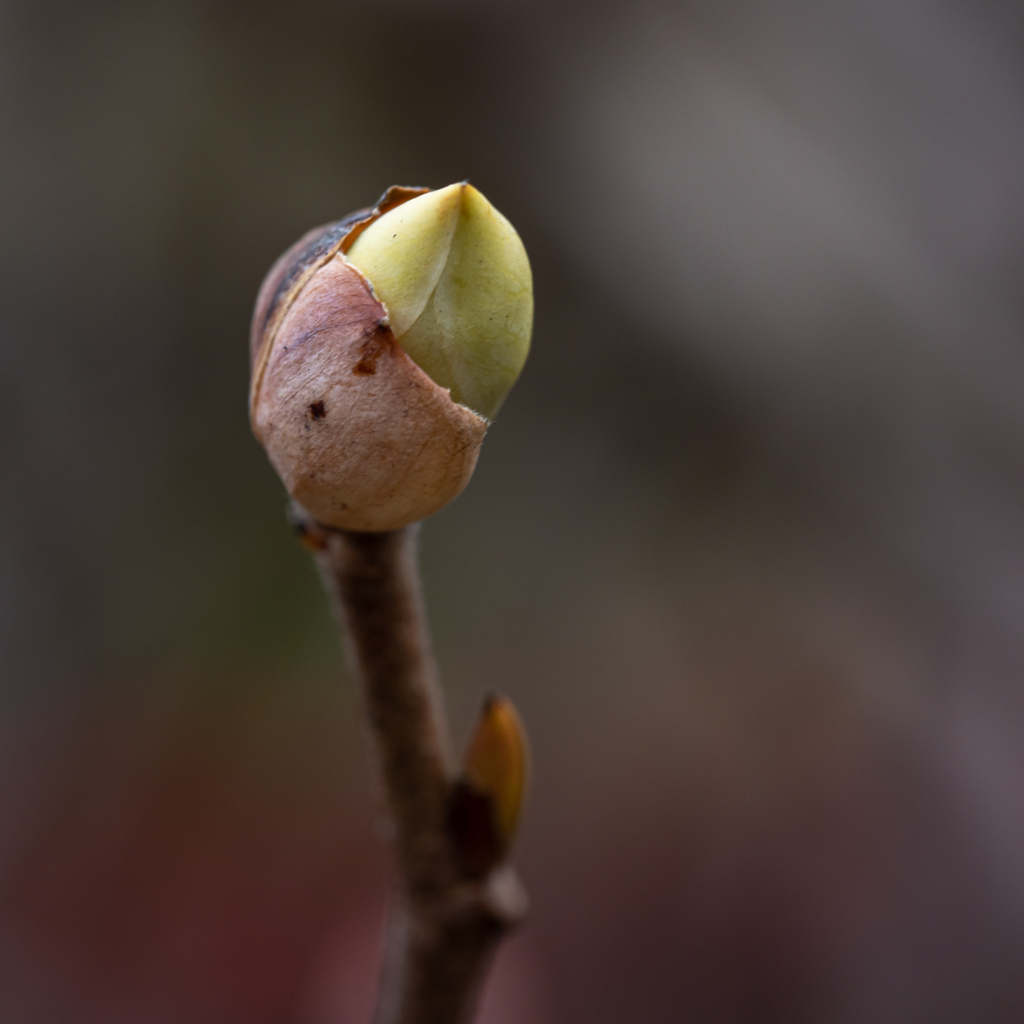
[448,694,528,877]
[250,184,533,532]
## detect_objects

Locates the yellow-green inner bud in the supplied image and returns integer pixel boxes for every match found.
[344,183,533,420]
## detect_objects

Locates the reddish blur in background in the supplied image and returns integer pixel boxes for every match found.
[4,1,1024,1021]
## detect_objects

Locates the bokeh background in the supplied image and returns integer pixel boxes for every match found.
[4,0,1024,1020]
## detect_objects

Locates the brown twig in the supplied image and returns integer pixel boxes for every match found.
[293,510,527,1024]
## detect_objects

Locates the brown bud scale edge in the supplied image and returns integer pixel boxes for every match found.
[250,185,429,418]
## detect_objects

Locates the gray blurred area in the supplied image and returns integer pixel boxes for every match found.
[3,0,1024,1020]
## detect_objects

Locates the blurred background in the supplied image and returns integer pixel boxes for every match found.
[4,0,1024,1020]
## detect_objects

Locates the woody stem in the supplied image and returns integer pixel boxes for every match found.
[296,513,526,1024]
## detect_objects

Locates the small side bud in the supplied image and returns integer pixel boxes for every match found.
[448,694,528,877]
[286,501,331,553]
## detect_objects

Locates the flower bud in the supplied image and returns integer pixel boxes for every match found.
[250,184,533,533]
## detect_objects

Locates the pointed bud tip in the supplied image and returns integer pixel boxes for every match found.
[344,183,533,420]
[463,693,528,853]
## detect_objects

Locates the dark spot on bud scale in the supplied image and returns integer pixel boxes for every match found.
[309,401,326,419]
[353,325,389,375]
